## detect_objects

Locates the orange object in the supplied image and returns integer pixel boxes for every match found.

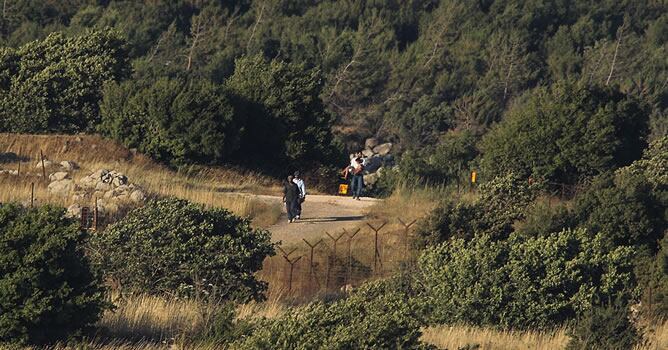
[471,171,477,184]
[338,184,349,195]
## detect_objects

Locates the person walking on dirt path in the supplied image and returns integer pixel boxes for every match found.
[351,156,365,200]
[283,175,300,223]
[293,171,306,220]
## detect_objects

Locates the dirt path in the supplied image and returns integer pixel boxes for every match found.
[255,194,380,245]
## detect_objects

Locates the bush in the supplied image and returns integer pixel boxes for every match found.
[90,198,275,302]
[574,136,667,249]
[0,31,130,133]
[99,77,240,166]
[566,301,641,350]
[418,228,636,329]
[480,81,649,185]
[233,281,433,349]
[397,130,478,187]
[226,55,344,172]
[417,173,536,244]
[0,203,107,345]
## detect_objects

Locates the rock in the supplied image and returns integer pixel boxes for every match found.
[48,179,74,196]
[364,173,379,187]
[74,136,82,143]
[66,204,82,218]
[130,190,146,203]
[340,284,354,293]
[112,174,128,187]
[60,160,78,171]
[364,156,383,173]
[95,182,112,192]
[364,138,379,150]
[372,143,393,156]
[35,159,53,169]
[361,149,374,158]
[104,185,131,199]
[49,172,69,181]
[71,193,86,202]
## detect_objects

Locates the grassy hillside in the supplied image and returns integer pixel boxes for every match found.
[0,133,282,227]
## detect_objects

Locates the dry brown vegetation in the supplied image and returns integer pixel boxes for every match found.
[0,134,282,227]
[422,321,668,350]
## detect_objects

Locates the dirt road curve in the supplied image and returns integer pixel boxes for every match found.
[258,194,380,245]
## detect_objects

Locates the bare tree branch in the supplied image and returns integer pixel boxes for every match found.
[606,20,627,86]
[246,4,265,53]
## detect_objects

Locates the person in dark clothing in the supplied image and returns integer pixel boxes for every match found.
[283,175,300,223]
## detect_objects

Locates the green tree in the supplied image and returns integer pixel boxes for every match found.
[0,203,106,345]
[90,198,275,302]
[0,30,130,133]
[418,228,636,329]
[226,55,342,172]
[99,77,240,166]
[480,81,649,185]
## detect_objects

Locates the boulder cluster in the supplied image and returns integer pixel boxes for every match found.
[354,138,396,189]
[43,164,146,218]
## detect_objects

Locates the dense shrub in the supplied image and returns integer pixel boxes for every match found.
[480,82,649,185]
[0,31,130,133]
[0,204,106,345]
[574,136,667,249]
[417,173,537,244]
[398,130,478,186]
[90,198,275,302]
[566,301,641,350]
[233,281,433,349]
[418,228,636,329]
[99,77,240,166]
[226,55,344,172]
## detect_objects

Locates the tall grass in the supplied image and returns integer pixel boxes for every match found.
[421,325,570,350]
[0,134,282,226]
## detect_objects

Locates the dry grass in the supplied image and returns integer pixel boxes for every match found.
[368,182,442,221]
[422,325,570,350]
[422,320,668,350]
[0,134,282,227]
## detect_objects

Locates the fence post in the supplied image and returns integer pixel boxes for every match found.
[303,238,323,288]
[30,182,34,208]
[277,246,301,293]
[40,150,46,181]
[367,222,387,275]
[93,197,98,231]
[324,230,346,290]
[397,218,417,262]
[343,228,360,284]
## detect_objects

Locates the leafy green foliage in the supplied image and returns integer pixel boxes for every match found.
[418,228,636,329]
[0,31,130,133]
[0,203,106,345]
[566,301,641,350]
[574,136,667,249]
[99,77,240,166]
[417,173,537,244]
[90,198,275,302]
[226,55,343,172]
[233,281,433,350]
[398,130,478,186]
[480,82,649,185]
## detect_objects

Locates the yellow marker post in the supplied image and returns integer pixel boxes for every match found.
[471,171,477,184]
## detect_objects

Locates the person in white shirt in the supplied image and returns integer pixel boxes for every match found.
[293,171,306,219]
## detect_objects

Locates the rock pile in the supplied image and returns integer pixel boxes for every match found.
[44,167,147,218]
[351,138,397,189]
